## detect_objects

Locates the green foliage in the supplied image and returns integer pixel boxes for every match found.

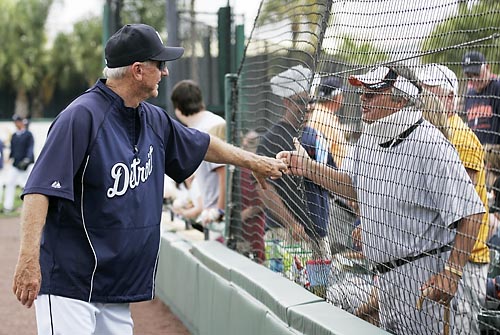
[0,0,53,92]
[421,1,500,74]
[50,34,78,90]
[335,35,390,66]
[121,0,166,29]
[48,16,103,92]
[257,0,324,25]
[0,0,54,117]
[257,0,327,49]
[0,0,15,72]
[71,18,104,86]
[0,0,170,119]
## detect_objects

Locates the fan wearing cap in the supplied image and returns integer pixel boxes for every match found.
[418,63,489,334]
[308,76,348,168]
[11,23,287,334]
[277,64,485,334]
[256,65,334,267]
[462,51,500,145]
[308,76,358,254]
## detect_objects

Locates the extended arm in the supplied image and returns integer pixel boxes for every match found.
[12,194,49,308]
[420,163,484,305]
[215,165,226,211]
[446,213,483,273]
[420,212,482,306]
[445,167,484,271]
[256,183,306,240]
[204,135,287,189]
[276,138,357,201]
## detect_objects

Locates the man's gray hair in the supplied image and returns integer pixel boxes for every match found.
[103,65,129,79]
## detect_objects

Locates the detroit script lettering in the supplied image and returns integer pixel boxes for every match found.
[107,146,154,198]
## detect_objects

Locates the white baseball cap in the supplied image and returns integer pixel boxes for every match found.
[417,63,458,95]
[348,66,420,99]
[270,65,312,98]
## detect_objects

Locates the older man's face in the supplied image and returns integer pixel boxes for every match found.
[359,89,402,123]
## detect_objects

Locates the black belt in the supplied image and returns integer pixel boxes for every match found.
[374,244,452,275]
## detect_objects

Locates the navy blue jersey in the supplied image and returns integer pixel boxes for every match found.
[23,79,210,303]
[465,78,500,144]
[10,129,34,169]
[257,121,330,238]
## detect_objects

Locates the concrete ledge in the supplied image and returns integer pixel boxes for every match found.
[191,241,323,322]
[288,302,388,335]
[156,234,199,334]
[156,233,390,335]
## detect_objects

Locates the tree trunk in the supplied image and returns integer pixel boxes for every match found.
[14,88,29,118]
[31,96,44,118]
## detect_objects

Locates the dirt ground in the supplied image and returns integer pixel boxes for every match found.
[0,216,190,335]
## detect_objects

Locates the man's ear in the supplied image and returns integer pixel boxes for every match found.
[131,62,143,79]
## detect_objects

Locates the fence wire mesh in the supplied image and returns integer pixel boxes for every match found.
[225,1,500,334]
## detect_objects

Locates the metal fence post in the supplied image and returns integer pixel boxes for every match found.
[224,73,240,249]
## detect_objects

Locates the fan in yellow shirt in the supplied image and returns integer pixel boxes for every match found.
[418,63,489,335]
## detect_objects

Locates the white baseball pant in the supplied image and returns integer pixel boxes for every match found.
[35,294,133,335]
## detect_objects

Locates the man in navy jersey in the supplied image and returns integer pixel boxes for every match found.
[462,51,500,144]
[11,23,286,335]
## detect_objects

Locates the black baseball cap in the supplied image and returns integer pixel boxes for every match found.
[105,24,184,68]
[462,51,486,75]
[318,76,343,99]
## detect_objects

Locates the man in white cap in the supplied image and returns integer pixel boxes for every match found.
[277,64,485,334]
[418,63,489,335]
[256,65,333,273]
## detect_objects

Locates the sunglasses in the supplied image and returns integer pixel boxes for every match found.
[157,61,166,72]
[359,90,388,100]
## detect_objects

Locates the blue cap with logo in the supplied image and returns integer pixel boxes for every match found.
[462,51,486,75]
[105,24,184,68]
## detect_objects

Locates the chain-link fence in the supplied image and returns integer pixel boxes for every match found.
[224,1,500,334]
